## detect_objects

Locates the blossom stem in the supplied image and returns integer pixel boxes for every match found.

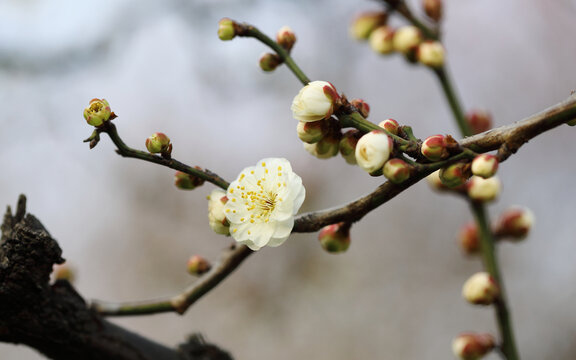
[381,0,439,40]
[433,67,473,136]
[237,24,311,85]
[97,122,230,190]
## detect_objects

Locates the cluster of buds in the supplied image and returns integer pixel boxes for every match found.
[259,26,297,72]
[174,168,205,190]
[452,333,495,360]
[303,124,342,160]
[83,98,114,127]
[318,222,351,253]
[355,130,393,175]
[462,272,499,305]
[146,132,173,157]
[187,255,212,276]
[494,206,534,241]
[208,189,230,235]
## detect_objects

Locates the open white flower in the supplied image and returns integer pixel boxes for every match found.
[224,158,306,251]
[291,81,339,122]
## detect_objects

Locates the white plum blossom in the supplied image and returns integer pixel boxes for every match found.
[291,81,339,122]
[355,130,393,173]
[224,158,306,251]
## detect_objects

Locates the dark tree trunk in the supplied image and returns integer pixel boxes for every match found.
[0,195,232,360]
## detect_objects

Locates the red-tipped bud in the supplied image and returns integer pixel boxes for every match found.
[369,26,395,55]
[378,118,400,135]
[350,99,371,118]
[494,206,534,241]
[467,176,501,203]
[83,98,112,127]
[423,0,442,22]
[466,110,493,134]
[187,255,212,276]
[421,134,449,161]
[174,169,205,190]
[383,159,412,184]
[417,41,445,68]
[297,120,328,144]
[276,26,296,51]
[462,272,499,305]
[146,132,172,154]
[350,11,388,41]
[355,130,393,173]
[292,81,340,122]
[471,154,499,179]
[259,53,282,72]
[339,129,362,165]
[452,333,495,360]
[318,222,351,253]
[439,162,471,188]
[218,18,236,41]
[392,26,422,55]
[458,222,480,255]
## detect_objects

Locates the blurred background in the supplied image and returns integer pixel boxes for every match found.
[1,0,576,359]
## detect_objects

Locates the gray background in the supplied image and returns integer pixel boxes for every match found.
[1,0,575,359]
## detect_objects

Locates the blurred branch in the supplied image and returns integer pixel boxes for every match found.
[0,195,232,360]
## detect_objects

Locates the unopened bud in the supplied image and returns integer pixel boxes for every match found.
[208,189,230,235]
[378,118,399,135]
[297,120,328,144]
[383,159,412,184]
[392,26,422,54]
[421,134,449,161]
[218,18,236,41]
[83,98,112,127]
[462,272,499,305]
[315,131,341,158]
[355,130,393,173]
[318,222,351,253]
[339,130,362,165]
[494,206,534,241]
[452,333,495,360]
[458,222,480,255]
[467,176,501,202]
[259,53,282,72]
[187,255,212,276]
[369,26,395,55]
[417,41,445,68]
[52,263,75,284]
[292,81,340,122]
[466,110,492,134]
[350,12,388,41]
[423,0,442,22]
[146,132,172,154]
[439,162,471,188]
[350,99,371,118]
[174,169,205,190]
[276,26,296,51]
[471,154,499,179]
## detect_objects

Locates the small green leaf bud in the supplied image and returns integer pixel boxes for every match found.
[83,98,112,127]
[462,272,500,305]
[218,18,236,41]
[318,222,351,253]
[471,154,499,179]
[146,132,172,154]
[174,169,205,190]
[259,53,282,72]
[276,26,296,51]
[187,255,212,276]
[383,158,412,184]
[350,11,388,41]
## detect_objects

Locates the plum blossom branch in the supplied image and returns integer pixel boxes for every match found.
[92,245,253,316]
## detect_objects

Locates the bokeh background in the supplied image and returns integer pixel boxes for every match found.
[1,0,576,359]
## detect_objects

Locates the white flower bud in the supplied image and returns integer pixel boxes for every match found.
[208,189,230,235]
[392,26,422,54]
[369,26,395,55]
[467,176,501,202]
[471,154,499,179]
[462,272,499,305]
[291,81,339,122]
[417,41,445,68]
[355,130,393,173]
